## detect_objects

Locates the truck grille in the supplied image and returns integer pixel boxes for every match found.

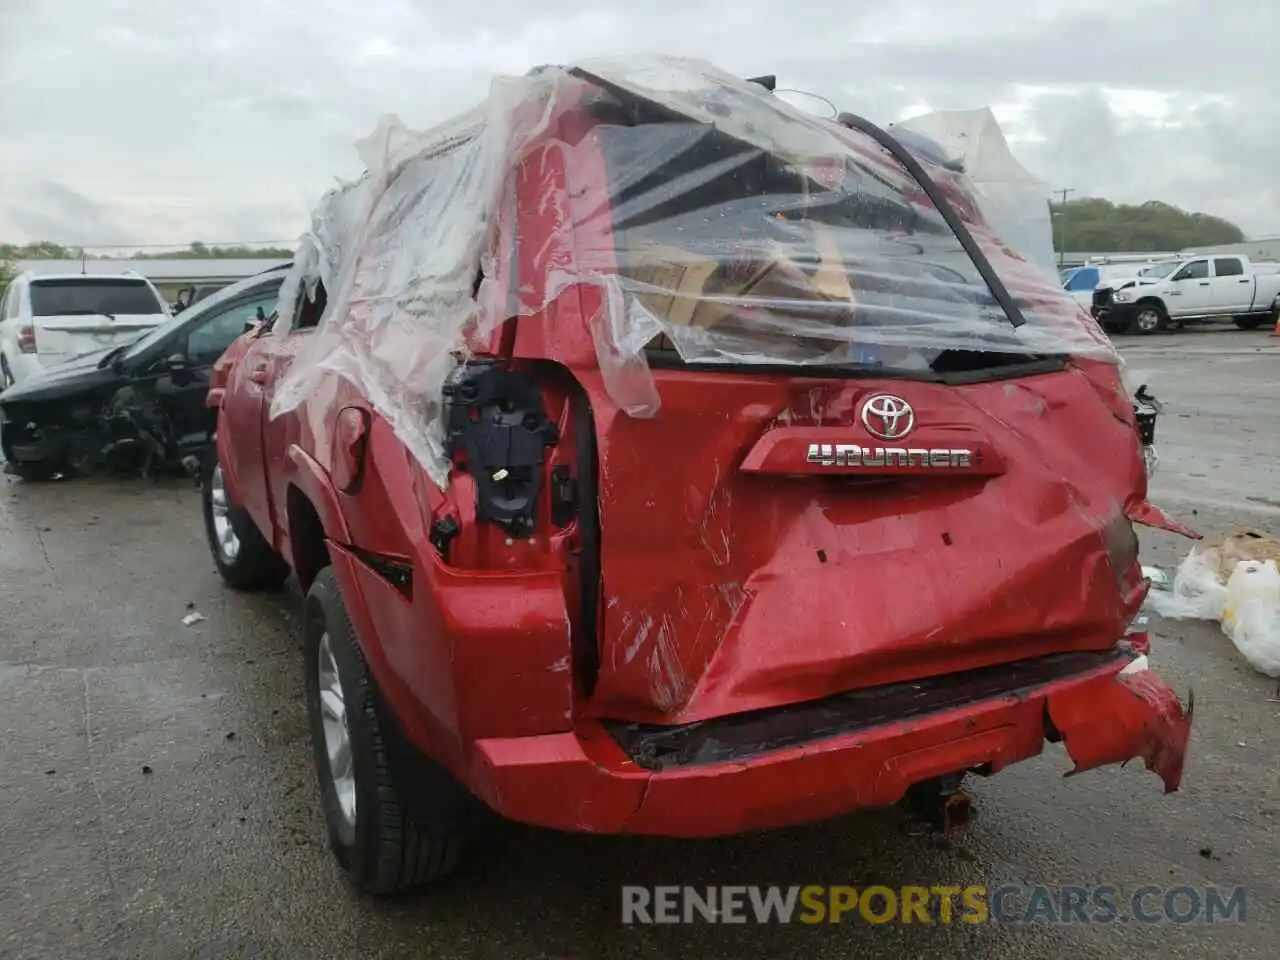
[1092,288,1113,309]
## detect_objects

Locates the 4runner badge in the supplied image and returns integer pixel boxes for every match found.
[806,443,975,468]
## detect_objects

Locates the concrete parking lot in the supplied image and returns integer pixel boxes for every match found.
[2,327,1277,960]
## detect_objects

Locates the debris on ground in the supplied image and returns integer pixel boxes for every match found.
[1143,566,1172,591]
[1145,530,1280,678]
[182,611,206,626]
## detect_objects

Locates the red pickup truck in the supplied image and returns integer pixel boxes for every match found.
[201,58,1193,896]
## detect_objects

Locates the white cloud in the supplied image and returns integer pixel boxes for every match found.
[0,0,1275,247]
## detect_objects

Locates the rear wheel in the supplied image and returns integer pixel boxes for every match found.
[200,451,290,590]
[1233,316,1267,331]
[304,567,472,894]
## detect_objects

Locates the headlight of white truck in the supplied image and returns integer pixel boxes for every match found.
[1113,290,1134,303]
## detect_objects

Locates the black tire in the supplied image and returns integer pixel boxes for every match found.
[1233,316,1267,331]
[1128,302,1168,336]
[1,422,64,481]
[3,458,61,481]
[304,567,470,894]
[200,449,290,591]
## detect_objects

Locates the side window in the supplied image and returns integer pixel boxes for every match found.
[1172,260,1208,281]
[186,294,280,363]
[1065,267,1099,291]
[1214,258,1244,277]
[293,280,327,331]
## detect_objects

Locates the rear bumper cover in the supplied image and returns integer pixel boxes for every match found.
[466,641,1189,837]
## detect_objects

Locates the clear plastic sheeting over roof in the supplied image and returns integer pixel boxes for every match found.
[892,107,1058,280]
[268,55,1119,488]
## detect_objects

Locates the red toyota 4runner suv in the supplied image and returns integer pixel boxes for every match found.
[201,58,1194,895]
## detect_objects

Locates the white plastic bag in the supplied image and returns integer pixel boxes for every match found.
[1144,547,1228,621]
[1221,560,1280,678]
[1146,547,1280,678]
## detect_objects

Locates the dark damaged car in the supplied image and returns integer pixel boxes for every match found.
[0,265,288,480]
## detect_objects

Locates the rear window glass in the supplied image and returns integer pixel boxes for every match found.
[594,122,1013,366]
[29,279,164,317]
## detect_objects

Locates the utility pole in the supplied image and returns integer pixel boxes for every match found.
[1054,188,1075,266]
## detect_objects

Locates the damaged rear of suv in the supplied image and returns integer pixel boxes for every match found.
[204,57,1193,894]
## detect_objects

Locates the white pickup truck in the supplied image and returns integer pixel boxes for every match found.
[1090,254,1280,334]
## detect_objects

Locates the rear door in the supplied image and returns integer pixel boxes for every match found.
[28,278,168,360]
[1210,257,1252,312]
[259,280,327,542]
[219,318,288,536]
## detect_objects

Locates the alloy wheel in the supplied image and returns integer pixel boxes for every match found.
[317,631,357,829]
[208,464,241,563]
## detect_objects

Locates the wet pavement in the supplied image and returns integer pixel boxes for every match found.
[1,327,1277,959]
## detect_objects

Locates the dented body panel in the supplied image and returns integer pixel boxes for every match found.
[209,58,1192,838]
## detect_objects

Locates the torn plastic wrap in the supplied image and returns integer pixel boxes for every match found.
[268,98,527,487]
[892,108,1058,281]
[268,55,1119,489]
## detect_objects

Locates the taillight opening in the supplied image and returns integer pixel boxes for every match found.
[17,325,37,354]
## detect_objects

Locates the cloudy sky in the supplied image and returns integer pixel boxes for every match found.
[0,0,1275,250]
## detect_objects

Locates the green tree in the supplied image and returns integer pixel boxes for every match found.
[0,241,75,261]
[132,244,295,259]
[0,240,295,260]
[1052,198,1245,252]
